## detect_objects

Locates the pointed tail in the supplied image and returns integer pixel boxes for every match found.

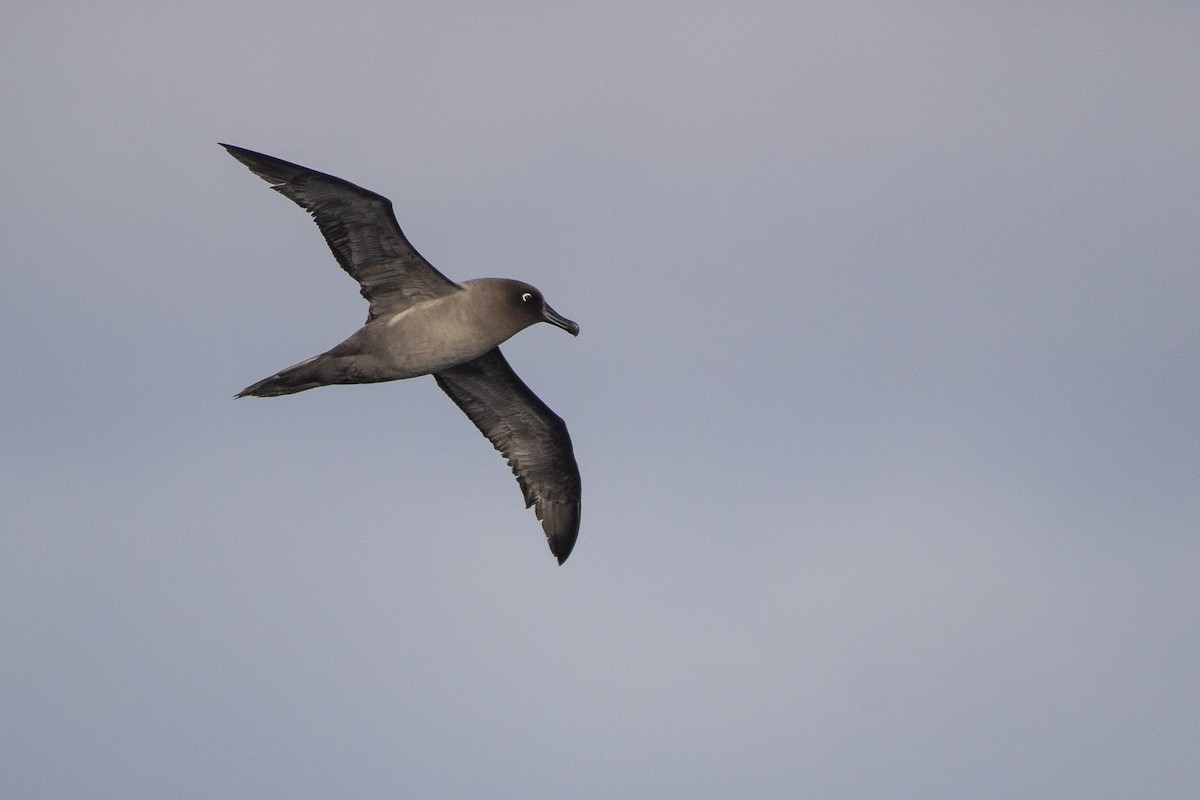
[236,355,333,397]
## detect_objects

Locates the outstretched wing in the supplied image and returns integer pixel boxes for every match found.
[222,144,459,319]
[435,349,581,564]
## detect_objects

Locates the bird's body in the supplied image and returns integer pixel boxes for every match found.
[238,278,562,395]
[224,144,581,563]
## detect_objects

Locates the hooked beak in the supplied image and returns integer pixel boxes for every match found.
[542,304,580,336]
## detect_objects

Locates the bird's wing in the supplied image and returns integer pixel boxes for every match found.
[435,348,581,564]
[222,144,459,319]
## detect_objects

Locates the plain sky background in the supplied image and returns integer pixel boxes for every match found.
[2,2,1198,798]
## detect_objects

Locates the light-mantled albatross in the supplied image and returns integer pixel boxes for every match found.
[223,144,581,564]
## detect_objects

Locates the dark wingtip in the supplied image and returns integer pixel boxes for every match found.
[220,143,276,174]
[542,503,580,565]
[551,540,574,565]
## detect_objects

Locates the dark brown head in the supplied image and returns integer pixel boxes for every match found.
[469,278,580,338]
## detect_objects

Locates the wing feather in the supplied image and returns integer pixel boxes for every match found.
[222,144,459,318]
[435,349,581,564]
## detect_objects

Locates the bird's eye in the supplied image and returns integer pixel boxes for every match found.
[521,292,534,303]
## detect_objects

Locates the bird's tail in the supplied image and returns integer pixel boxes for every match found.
[236,355,349,397]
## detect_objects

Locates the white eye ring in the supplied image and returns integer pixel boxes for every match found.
[521,292,534,302]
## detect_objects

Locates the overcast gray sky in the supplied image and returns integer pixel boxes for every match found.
[2,2,1198,798]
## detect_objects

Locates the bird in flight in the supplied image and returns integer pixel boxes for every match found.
[223,144,581,563]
